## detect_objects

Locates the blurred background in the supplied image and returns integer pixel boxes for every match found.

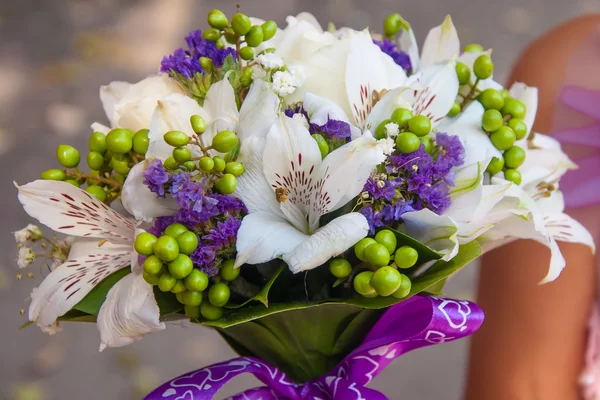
[1,1,598,399]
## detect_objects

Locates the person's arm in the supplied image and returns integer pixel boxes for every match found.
[465,15,600,400]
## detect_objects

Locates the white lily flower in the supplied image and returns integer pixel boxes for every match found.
[16,180,164,347]
[235,115,386,273]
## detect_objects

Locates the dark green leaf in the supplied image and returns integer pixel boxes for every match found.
[332,277,346,288]
[73,268,130,316]
[154,289,184,315]
[384,226,442,262]
[226,264,285,309]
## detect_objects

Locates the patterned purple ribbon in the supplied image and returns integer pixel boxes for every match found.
[145,295,484,399]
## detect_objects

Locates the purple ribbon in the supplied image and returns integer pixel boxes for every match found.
[145,295,484,399]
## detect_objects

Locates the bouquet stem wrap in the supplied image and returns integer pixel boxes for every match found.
[145,295,484,399]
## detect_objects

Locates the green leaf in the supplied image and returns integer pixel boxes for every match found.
[221,54,237,75]
[384,226,442,262]
[424,277,448,295]
[18,321,33,330]
[226,264,285,309]
[73,268,131,316]
[332,277,346,288]
[154,289,184,315]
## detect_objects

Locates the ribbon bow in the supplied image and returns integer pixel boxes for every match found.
[145,295,484,399]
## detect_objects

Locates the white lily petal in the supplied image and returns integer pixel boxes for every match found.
[99,81,131,127]
[29,239,132,327]
[420,15,460,68]
[509,82,538,137]
[294,12,324,32]
[399,27,420,72]
[520,134,576,190]
[121,163,179,222]
[401,208,459,261]
[303,93,352,126]
[235,212,307,267]
[284,213,368,273]
[365,86,410,132]
[540,237,566,284]
[146,93,208,160]
[91,122,110,134]
[98,271,165,351]
[203,78,240,141]
[413,61,459,127]
[277,15,329,61]
[544,211,596,252]
[16,180,135,243]
[238,79,280,141]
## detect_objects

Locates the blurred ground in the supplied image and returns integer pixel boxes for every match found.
[1,1,598,399]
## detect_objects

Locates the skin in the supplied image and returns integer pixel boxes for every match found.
[465,15,600,400]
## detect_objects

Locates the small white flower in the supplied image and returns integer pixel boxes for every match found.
[13,224,43,244]
[292,113,310,129]
[40,321,63,335]
[272,71,298,96]
[18,247,36,269]
[378,137,395,155]
[256,53,284,70]
[384,122,400,138]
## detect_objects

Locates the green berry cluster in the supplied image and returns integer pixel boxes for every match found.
[375,108,432,154]
[162,114,244,195]
[41,128,148,203]
[136,223,239,321]
[336,230,416,299]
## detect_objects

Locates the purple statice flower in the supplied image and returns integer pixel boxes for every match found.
[211,194,248,216]
[169,173,218,214]
[313,118,352,141]
[147,216,176,237]
[360,206,384,234]
[143,159,169,197]
[373,38,412,73]
[433,133,465,180]
[190,246,218,277]
[160,48,203,79]
[364,177,396,201]
[204,218,241,250]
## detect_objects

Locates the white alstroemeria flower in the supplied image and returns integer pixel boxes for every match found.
[122,79,279,223]
[92,74,183,134]
[235,115,386,273]
[16,180,164,349]
[301,92,362,139]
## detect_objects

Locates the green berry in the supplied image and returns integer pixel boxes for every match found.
[473,54,494,80]
[212,130,239,153]
[486,156,504,175]
[261,20,278,41]
[231,13,252,36]
[153,235,179,262]
[371,266,402,296]
[132,129,149,154]
[455,62,471,85]
[168,254,194,279]
[395,132,421,153]
[85,185,106,202]
[183,161,196,171]
[185,269,209,292]
[508,118,528,140]
[215,174,237,194]
[394,246,419,269]
[490,126,516,150]
[181,291,203,306]
[500,89,510,98]
[164,130,190,147]
[448,101,461,117]
[354,238,377,261]
[208,9,229,29]
[89,131,107,153]
[40,169,66,181]
[143,272,160,286]
[173,147,191,163]
[391,108,413,127]
[245,26,264,47]
[158,273,176,292]
[199,57,214,73]
[421,135,433,153]
[202,28,221,42]
[177,231,199,255]
[241,67,254,86]
[164,156,179,170]
[225,162,245,176]
[464,43,484,53]
[312,134,329,158]
[200,303,223,320]
[65,179,80,187]
[353,271,376,296]
[87,151,104,170]
[208,283,230,307]
[502,97,527,119]
[134,232,158,256]
[504,169,522,185]
[106,128,133,154]
[199,156,215,172]
[408,115,431,137]
[171,280,187,294]
[240,46,254,61]
[392,274,412,298]
[504,146,526,169]
[478,89,505,111]
[384,13,404,36]
[481,109,503,132]
[143,255,164,275]
[220,259,240,281]
[375,119,392,140]
[190,115,206,134]
[164,223,188,238]
[224,30,237,45]
[213,156,226,172]
[374,230,397,254]
[111,157,131,175]
[329,258,352,278]
[175,292,185,303]
[363,243,391,268]
[184,305,201,319]
[56,145,80,168]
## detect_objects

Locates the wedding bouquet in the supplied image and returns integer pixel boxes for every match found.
[14,9,595,399]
